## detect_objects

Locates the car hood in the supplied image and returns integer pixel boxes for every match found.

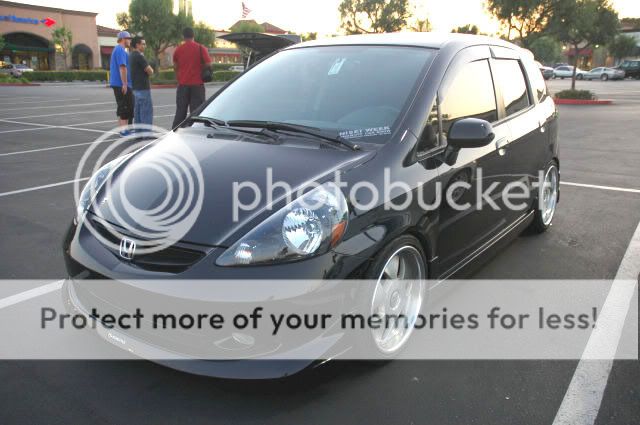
[89,128,374,247]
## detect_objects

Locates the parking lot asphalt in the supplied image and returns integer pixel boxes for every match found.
[0,79,638,425]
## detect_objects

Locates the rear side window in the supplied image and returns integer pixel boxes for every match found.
[493,59,530,116]
[440,59,497,136]
[523,58,547,102]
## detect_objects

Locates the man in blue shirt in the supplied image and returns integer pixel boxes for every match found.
[110,31,134,136]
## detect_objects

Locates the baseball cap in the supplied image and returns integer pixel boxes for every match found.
[117,31,132,39]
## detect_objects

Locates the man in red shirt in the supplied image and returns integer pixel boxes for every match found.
[172,27,212,128]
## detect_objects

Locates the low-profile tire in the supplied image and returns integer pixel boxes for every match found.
[601,74,609,81]
[357,235,427,358]
[577,74,583,80]
[529,161,559,234]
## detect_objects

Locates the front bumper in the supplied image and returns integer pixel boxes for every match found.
[62,219,370,378]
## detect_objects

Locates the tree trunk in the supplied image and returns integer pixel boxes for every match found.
[571,43,579,90]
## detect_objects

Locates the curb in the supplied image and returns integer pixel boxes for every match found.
[0,83,41,86]
[554,98,613,105]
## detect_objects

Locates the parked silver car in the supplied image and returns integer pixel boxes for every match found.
[583,67,625,81]
[0,63,34,77]
[553,65,585,79]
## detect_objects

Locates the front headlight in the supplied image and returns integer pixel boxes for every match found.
[216,182,349,266]
[76,158,122,219]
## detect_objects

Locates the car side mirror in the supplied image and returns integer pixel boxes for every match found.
[447,118,495,149]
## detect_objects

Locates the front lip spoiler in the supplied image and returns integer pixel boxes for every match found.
[61,279,345,379]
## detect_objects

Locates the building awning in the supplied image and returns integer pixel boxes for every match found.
[100,46,114,55]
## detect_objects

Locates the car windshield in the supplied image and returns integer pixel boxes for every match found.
[200,45,435,145]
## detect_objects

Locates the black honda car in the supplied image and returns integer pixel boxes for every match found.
[63,33,559,378]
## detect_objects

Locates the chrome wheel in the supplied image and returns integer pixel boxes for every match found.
[370,245,425,354]
[541,165,559,226]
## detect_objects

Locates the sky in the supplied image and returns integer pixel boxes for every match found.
[17,0,640,36]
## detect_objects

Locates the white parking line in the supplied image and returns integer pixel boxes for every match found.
[0,177,89,198]
[562,181,640,194]
[0,141,103,156]
[552,219,639,425]
[65,114,175,127]
[8,98,81,106]
[4,104,173,120]
[0,280,64,310]
[0,126,57,134]
[3,101,114,112]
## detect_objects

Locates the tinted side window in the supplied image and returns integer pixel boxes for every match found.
[523,58,547,102]
[440,59,497,136]
[493,59,530,116]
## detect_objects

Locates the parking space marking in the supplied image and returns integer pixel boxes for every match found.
[3,104,173,120]
[0,177,89,198]
[0,280,64,310]
[553,221,640,425]
[3,101,115,112]
[0,140,117,157]
[561,181,640,194]
[65,114,175,127]
[8,98,81,106]
[0,126,57,134]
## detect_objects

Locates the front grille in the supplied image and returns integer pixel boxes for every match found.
[86,214,206,273]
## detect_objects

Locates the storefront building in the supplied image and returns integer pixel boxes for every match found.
[0,0,100,69]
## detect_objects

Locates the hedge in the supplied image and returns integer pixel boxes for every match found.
[154,64,242,81]
[554,89,596,100]
[213,70,241,82]
[0,73,29,84]
[23,70,108,82]
[151,69,240,83]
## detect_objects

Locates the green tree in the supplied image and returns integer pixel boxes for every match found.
[608,34,637,63]
[550,0,619,89]
[487,0,564,47]
[451,24,480,34]
[339,0,411,34]
[411,18,432,32]
[529,35,562,64]
[194,21,215,47]
[51,26,73,70]
[301,32,318,41]
[230,21,265,33]
[117,0,187,64]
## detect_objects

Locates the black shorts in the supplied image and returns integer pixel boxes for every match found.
[112,87,134,120]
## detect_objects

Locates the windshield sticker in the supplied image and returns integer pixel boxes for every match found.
[340,126,392,139]
[328,58,346,75]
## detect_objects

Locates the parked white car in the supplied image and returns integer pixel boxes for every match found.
[0,63,34,77]
[553,65,585,79]
[583,67,625,81]
[229,65,245,73]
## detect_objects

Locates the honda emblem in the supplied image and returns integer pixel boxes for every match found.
[119,238,136,260]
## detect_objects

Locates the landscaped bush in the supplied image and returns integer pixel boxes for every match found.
[213,70,241,82]
[213,63,242,72]
[154,64,242,82]
[0,73,29,84]
[554,89,596,100]
[23,70,108,82]
[155,69,175,81]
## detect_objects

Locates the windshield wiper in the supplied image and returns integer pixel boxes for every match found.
[186,115,227,127]
[186,115,281,143]
[226,120,361,151]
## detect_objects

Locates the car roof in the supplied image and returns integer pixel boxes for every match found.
[288,32,521,51]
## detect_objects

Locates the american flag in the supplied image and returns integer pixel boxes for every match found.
[241,2,251,18]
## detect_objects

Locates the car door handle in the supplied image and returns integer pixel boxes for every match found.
[495,137,509,156]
